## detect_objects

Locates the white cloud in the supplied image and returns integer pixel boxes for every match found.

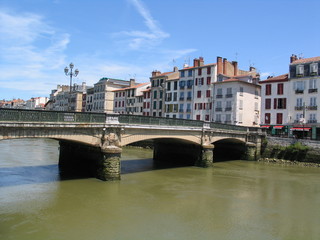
[114,0,170,50]
[0,10,70,96]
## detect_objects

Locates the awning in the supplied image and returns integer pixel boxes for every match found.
[274,126,284,129]
[290,127,311,131]
[260,125,270,128]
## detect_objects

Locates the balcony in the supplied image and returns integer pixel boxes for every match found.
[215,108,222,112]
[179,97,184,101]
[307,105,318,110]
[295,106,303,110]
[179,109,184,113]
[225,107,232,111]
[295,89,304,94]
[186,97,192,101]
[216,95,223,99]
[309,88,318,93]
[308,119,318,123]
[225,94,233,98]
[186,108,191,113]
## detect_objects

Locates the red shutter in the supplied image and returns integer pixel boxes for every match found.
[283,98,287,109]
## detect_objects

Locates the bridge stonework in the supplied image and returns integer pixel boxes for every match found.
[0,109,266,181]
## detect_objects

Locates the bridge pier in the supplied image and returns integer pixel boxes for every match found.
[196,144,214,167]
[97,147,121,181]
[58,141,121,181]
[245,142,257,161]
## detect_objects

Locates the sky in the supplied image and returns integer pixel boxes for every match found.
[1,0,320,100]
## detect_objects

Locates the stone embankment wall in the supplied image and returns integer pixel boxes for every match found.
[260,136,320,164]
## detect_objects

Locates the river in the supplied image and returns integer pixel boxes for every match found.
[0,139,319,240]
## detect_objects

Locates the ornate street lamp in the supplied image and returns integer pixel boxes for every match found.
[64,62,79,93]
[64,63,79,111]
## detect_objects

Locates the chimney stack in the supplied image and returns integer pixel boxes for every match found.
[217,56,223,74]
[223,58,227,75]
[129,78,135,87]
[290,54,298,63]
[199,57,204,66]
[232,61,238,76]
[152,70,161,77]
[193,58,200,67]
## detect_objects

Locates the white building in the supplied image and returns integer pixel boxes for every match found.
[288,55,320,139]
[25,97,49,109]
[92,78,131,113]
[259,74,289,134]
[113,81,150,115]
[142,88,151,116]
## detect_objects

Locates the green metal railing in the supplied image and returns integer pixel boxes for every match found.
[0,108,260,133]
[0,108,106,123]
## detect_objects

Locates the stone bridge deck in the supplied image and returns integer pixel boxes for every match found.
[0,108,266,181]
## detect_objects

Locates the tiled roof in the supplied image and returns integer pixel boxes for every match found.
[112,82,149,92]
[291,56,320,65]
[260,74,288,83]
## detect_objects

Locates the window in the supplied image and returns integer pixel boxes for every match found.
[207,67,211,75]
[265,113,271,124]
[225,114,231,123]
[309,113,317,123]
[216,88,223,98]
[238,113,243,123]
[153,90,157,99]
[216,114,221,122]
[294,81,305,91]
[188,70,192,77]
[296,65,304,76]
[206,90,211,97]
[196,115,201,120]
[167,82,171,91]
[274,98,287,109]
[187,91,192,100]
[179,81,186,89]
[174,81,178,90]
[277,83,284,95]
[239,100,243,109]
[181,71,185,77]
[197,91,201,98]
[309,79,317,91]
[310,97,317,106]
[255,102,259,111]
[205,115,209,121]
[153,101,157,109]
[310,63,318,75]
[296,98,303,107]
[266,84,272,95]
[173,92,177,101]
[240,87,244,96]
[265,99,271,109]
[276,113,283,124]
[198,68,202,76]
[180,92,184,100]
[207,77,211,85]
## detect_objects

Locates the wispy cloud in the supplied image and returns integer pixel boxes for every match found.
[114,0,170,50]
[0,10,70,96]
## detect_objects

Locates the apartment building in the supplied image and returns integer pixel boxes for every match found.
[142,88,151,116]
[150,67,179,117]
[113,81,150,115]
[92,78,131,113]
[259,74,289,135]
[288,54,320,139]
[165,76,179,118]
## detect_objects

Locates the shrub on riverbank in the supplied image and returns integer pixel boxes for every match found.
[261,142,316,162]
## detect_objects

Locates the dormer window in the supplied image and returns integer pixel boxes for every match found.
[296,65,304,77]
[310,63,318,75]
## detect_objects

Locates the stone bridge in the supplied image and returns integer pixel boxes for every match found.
[0,108,266,181]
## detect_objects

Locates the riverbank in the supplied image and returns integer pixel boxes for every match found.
[258,158,320,167]
[260,136,320,165]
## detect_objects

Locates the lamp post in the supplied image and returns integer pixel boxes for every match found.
[64,63,79,111]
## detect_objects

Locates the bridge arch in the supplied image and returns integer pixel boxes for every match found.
[212,138,247,161]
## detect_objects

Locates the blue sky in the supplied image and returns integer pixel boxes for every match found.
[1,0,320,100]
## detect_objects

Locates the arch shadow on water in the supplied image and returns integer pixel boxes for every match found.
[0,159,192,187]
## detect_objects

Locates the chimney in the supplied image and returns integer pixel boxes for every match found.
[249,66,256,72]
[129,78,135,87]
[152,70,161,77]
[193,58,200,67]
[199,57,204,66]
[217,56,223,74]
[290,54,298,63]
[173,66,178,72]
[223,58,227,75]
[232,61,238,76]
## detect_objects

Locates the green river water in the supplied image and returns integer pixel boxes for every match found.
[0,138,319,240]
